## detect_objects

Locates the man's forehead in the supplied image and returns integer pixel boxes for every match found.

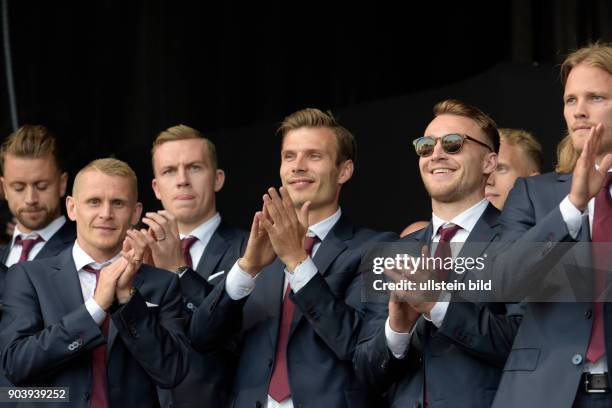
[424,114,481,136]
[154,139,210,164]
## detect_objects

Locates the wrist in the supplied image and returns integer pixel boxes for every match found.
[238,258,261,277]
[283,251,308,273]
[116,287,135,304]
[568,193,587,212]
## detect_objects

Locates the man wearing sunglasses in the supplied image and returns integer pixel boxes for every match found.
[355,99,521,407]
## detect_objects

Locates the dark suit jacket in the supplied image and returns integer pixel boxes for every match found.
[354,204,522,408]
[0,248,190,408]
[190,216,396,408]
[491,172,607,408]
[160,222,247,408]
[0,220,76,265]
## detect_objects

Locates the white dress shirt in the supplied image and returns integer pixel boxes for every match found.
[559,170,612,374]
[386,199,489,358]
[72,241,122,326]
[178,212,222,275]
[6,216,66,267]
[224,207,342,408]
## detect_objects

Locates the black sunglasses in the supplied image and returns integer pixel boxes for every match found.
[412,133,493,157]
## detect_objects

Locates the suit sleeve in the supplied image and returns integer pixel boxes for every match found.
[110,273,190,388]
[189,277,247,352]
[0,264,106,385]
[434,300,523,367]
[491,177,578,300]
[178,268,214,312]
[353,315,425,394]
[291,231,397,361]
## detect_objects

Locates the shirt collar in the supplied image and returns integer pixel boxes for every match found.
[308,207,342,241]
[179,213,221,242]
[431,199,489,237]
[12,215,66,247]
[72,241,122,271]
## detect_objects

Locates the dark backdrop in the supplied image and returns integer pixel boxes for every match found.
[1,0,611,232]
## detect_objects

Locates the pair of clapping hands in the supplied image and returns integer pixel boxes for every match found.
[239,187,311,277]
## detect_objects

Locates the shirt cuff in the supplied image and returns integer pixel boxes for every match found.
[385,317,413,359]
[422,292,451,328]
[285,257,318,293]
[225,261,257,300]
[559,195,585,239]
[85,297,107,326]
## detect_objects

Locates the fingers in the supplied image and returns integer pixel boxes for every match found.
[264,187,287,226]
[142,211,177,242]
[279,186,298,223]
[297,200,311,229]
[600,153,612,175]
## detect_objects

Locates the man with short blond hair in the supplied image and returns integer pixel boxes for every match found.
[486,128,542,209]
[0,157,189,407]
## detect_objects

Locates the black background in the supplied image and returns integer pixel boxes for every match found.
[1,0,611,232]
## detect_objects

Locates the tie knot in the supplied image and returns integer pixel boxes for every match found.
[15,234,43,247]
[303,235,319,256]
[181,236,198,252]
[82,264,100,276]
[437,224,462,243]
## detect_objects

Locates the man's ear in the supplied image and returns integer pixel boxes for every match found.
[132,202,143,225]
[214,169,226,193]
[59,172,68,197]
[337,160,354,185]
[483,153,498,176]
[152,178,162,200]
[66,196,77,221]
[529,171,541,177]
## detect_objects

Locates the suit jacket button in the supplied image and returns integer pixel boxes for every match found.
[572,354,583,365]
[585,310,592,319]
[186,302,195,311]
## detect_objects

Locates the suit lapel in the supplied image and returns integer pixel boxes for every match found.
[35,221,76,259]
[0,245,9,265]
[289,216,352,337]
[194,224,231,280]
[49,250,86,317]
[266,259,287,348]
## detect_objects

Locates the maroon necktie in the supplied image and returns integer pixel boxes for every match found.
[433,224,462,281]
[181,236,199,269]
[83,265,110,408]
[14,235,44,263]
[268,235,319,402]
[586,172,612,363]
[424,224,461,408]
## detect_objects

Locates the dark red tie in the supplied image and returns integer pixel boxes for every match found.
[83,265,110,408]
[268,235,319,402]
[433,224,462,281]
[586,172,612,363]
[423,224,462,408]
[14,235,44,263]
[181,236,199,268]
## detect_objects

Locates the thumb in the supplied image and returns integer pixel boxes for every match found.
[599,153,612,175]
[298,201,311,228]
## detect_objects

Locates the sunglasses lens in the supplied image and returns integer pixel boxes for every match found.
[442,134,464,154]
[415,137,435,157]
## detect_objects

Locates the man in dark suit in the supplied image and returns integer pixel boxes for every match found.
[491,43,612,408]
[354,100,522,407]
[134,124,247,407]
[0,158,189,408]
[0,125,76,267]
[190,108,395,408]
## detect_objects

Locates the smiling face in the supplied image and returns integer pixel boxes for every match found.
[1,154,67,233]
[152,138,224,233]
[279,127,353,223]
[564,64,612,158]
[66,170,142,262]
[419,114,497,208]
